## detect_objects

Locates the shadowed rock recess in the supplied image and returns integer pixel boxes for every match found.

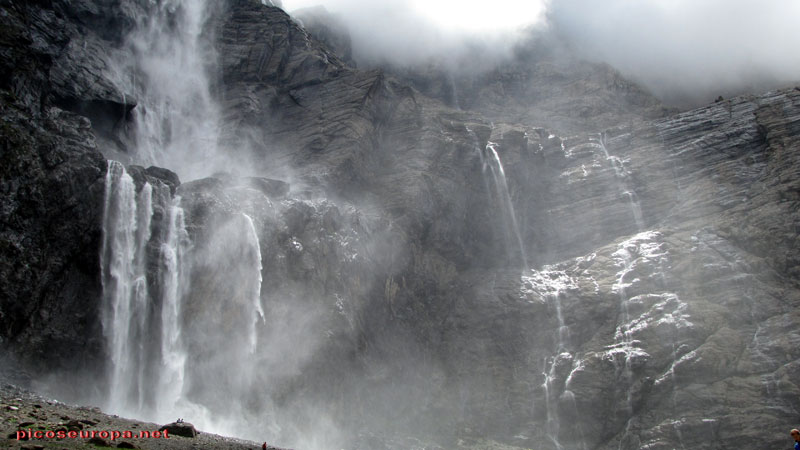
[1,0,799,449]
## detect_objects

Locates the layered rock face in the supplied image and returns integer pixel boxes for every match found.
[0,0,129,374]
[1,0,799,449]
[440,90,800,449]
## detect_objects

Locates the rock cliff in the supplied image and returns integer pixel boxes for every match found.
[1,0,799,449]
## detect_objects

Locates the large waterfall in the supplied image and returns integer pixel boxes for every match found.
[99,0,270,438]
[116,0,223,180]
[101,161,147,411]
[100,161,192,420]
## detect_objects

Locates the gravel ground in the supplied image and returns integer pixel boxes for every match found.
[0,383,539,450]
[0,383,287,450]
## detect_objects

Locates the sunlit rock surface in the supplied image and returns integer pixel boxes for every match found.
[1,0,799,449]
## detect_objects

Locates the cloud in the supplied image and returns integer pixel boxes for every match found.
[283,0,545,67]
[282,0,800,105]
[543,0,800,104]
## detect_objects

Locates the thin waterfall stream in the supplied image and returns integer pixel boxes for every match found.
[597,133,645,231]
[485,141,529,271]
[467,125,529,270]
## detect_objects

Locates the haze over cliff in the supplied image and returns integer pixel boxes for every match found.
[285,0,800,107]
[1,1,799,449]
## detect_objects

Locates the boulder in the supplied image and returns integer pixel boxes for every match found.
[159,421,198,438]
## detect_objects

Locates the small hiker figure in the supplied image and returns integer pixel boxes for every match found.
[792,429,800,450]
[262,442,267,450]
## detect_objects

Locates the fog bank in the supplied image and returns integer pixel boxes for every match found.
[283,0,800,105]
[547,0,800,105]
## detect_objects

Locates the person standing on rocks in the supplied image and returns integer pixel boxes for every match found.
[791,428,800,450]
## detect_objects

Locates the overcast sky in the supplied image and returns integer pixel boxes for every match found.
[281,0,800,105]
[283,0,546,32]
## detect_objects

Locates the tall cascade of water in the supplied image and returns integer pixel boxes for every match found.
[101,161,147,410]
[101,161,190,417]
[485,141,529,270]
[242,213,265,353]
[154,196,191,419]
[99,0,268,435]
[117,0,223,180]
[467,126,529,270]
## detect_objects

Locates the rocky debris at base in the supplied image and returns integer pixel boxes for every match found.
[0,384,275,449]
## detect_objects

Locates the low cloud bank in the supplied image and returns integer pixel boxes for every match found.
[547,0,800,105]
[283,0,800,105]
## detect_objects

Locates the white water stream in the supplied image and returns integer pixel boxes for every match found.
[597,133,645,231]
[101,161,191,418]
[467,126,529,270]
[485,141,529,270]
[99,0,267,437]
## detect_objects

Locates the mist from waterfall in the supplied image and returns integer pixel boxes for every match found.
[114,0,223,180]
[99,0,277,441]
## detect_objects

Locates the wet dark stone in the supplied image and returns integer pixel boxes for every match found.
[159,421,198,438]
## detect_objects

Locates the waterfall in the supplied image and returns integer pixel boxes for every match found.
[242,213,265,353]
[131,182,153,412]
[101,160,194,419]
[155,197,191,416]
[611,240,637,426]
[522,267,584,449]
[117,0,222,180]
[597,133,645,231]
[609,231,682,449]
[485,142,529,270]
[101,161,155,412]
[101,161,141,409]
[97,0,275,436]
[467,126,529,270]
[466,126,493,195]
